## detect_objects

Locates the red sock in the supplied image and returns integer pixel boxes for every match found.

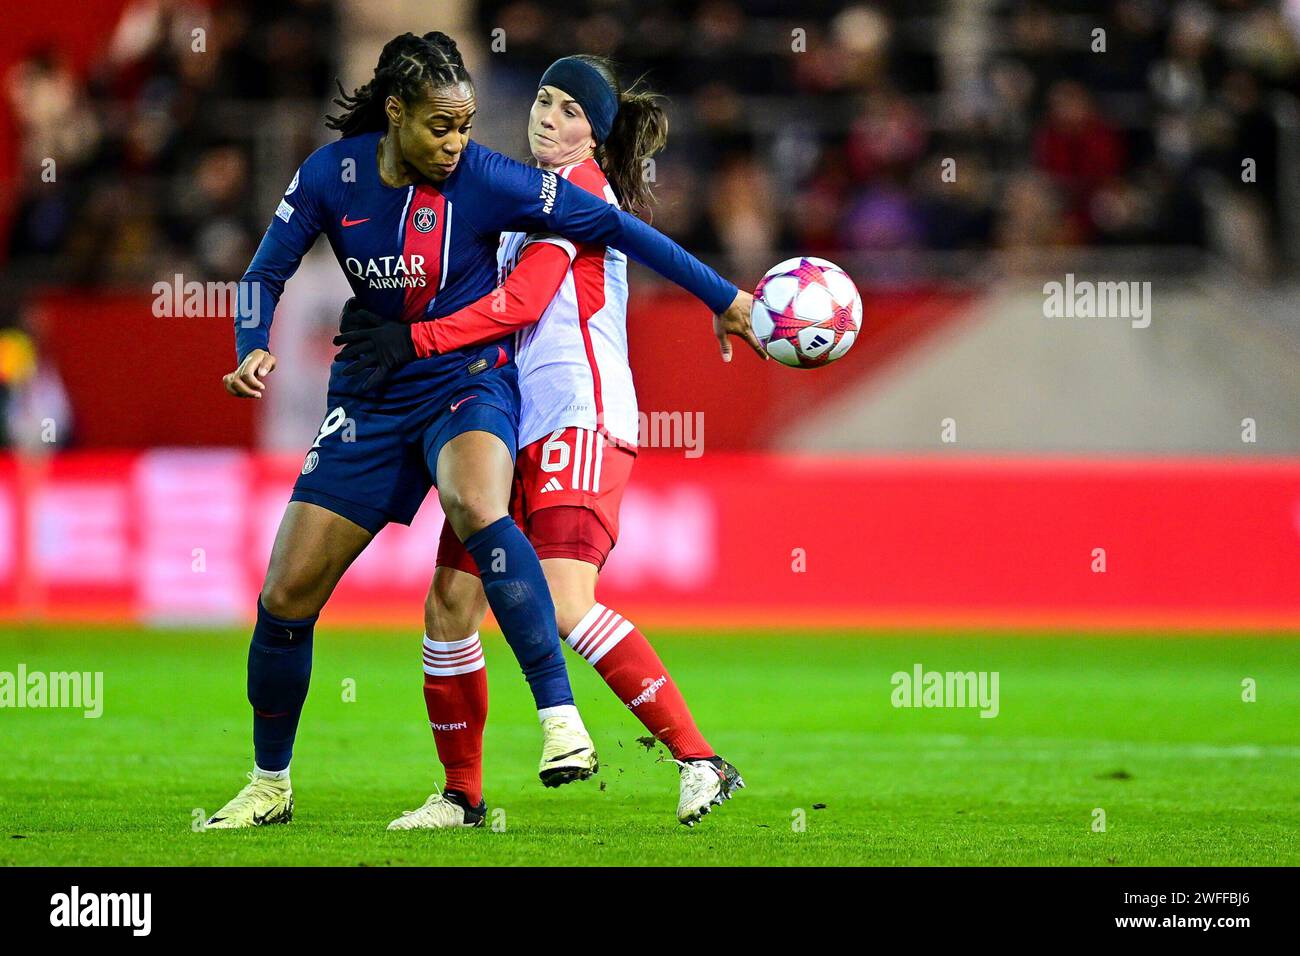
[422,632,488,805]
[565,604,712,760]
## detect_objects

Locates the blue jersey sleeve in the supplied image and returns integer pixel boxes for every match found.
[458,144,738,315]
[234,152,331,361]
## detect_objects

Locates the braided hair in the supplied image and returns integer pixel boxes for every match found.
[327,32,472,138]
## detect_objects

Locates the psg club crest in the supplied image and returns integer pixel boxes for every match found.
[413,206,436,233]
[301,451,319,475]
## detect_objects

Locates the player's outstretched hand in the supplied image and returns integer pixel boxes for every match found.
[223,348,277,398]
[714,289,767,363]
[332,302,416,391]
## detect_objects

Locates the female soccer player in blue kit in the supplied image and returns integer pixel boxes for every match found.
[339,56,749,830]
[205,31,760,829]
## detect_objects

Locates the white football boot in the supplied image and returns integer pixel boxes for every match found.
[387,790,486,830]
[203,772,293,829]
[676,757,745,827]
[538,714,599,787]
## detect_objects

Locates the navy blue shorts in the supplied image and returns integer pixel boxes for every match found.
[290,362,520,534]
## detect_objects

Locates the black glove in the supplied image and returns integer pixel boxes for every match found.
[337,296,384,334]
[332,299,417,390]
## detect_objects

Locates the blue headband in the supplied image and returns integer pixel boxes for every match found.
[539,57,618,145]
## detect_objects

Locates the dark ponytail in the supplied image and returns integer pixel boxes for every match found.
[327,31,472,137]
[571,56,668,220]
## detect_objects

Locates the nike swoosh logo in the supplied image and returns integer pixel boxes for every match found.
[341,215,370,227]
[450,395,478,413]
[545,747,589,763]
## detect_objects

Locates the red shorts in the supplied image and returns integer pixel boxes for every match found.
[436,427,635,573]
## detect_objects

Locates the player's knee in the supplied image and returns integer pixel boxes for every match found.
[260,574,325,621]
[552,598,589,642]
[549,586,598,640]
[424,602,476,644]
[424,582,480,643]
[541,559,598,639]
[438,487,505,540]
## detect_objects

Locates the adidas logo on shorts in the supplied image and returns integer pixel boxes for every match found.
[540,477,563,493]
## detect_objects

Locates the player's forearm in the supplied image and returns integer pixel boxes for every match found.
[233,277,278,360]
[604,209,737,314]
[411,242,571,357]
[233,232,301,361]
[553,179,737,314]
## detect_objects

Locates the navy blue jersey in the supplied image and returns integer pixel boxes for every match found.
[235,132,736,402]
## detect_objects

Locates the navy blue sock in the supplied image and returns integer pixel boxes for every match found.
[247,598,316,772]
[464,516,574,709]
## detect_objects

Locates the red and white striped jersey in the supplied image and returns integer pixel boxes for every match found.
[496,158,638,449]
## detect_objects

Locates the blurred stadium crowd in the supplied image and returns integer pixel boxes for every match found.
[8,0,1299,280]
[1,0,1298,446]
[5,0,336,286]
[475,0,1299,276]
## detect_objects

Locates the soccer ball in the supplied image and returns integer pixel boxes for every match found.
[751,257,861,368]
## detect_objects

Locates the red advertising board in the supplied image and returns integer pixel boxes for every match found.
[3,450,1298,631]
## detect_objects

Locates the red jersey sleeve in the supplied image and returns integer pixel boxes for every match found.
[409,240,574,357]
[563,160,611,198]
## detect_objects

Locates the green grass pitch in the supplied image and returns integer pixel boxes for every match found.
[1,625,1296,866]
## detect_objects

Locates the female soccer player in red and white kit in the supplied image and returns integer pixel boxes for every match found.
[340,55,748,828]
